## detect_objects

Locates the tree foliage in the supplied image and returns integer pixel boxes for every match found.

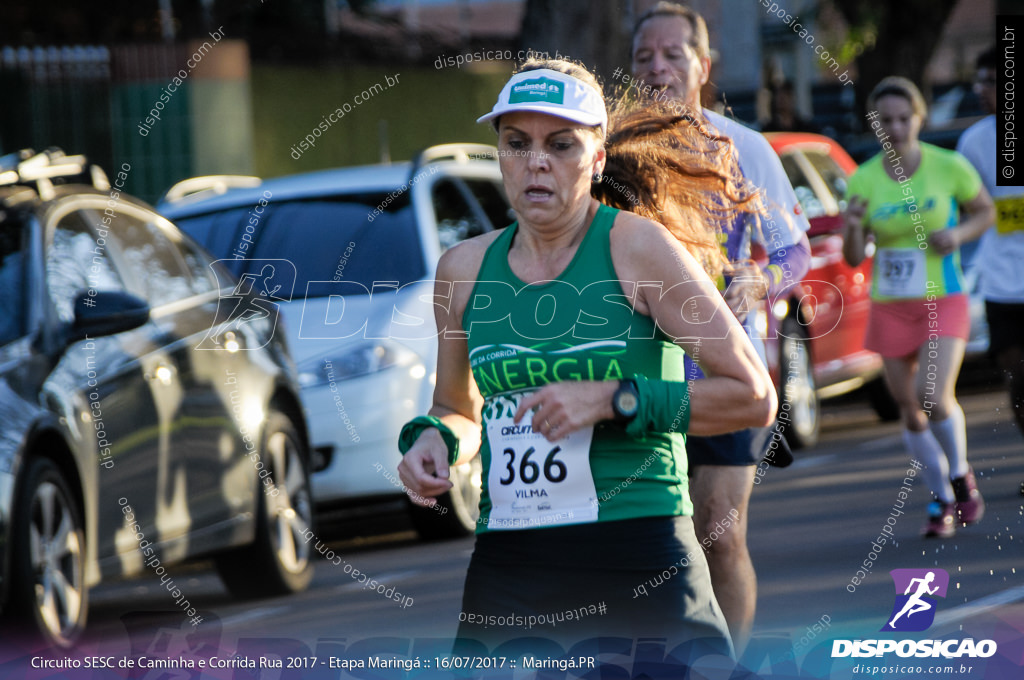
[519,0,631,82]
[0,0,334,60]
[828,0,959,107]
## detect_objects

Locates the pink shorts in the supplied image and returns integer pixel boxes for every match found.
[864,294,970,359]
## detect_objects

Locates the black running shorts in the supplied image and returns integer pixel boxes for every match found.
[686,427,770,469]
[454,515,733,663]
[985,301,1024,357]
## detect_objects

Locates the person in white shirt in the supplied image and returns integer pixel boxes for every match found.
[957,46,1024,496]
[631,1,811,650]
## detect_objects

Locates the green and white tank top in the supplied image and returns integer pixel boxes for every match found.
[463,203,693,533]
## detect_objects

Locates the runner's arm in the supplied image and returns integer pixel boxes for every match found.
[928,187,996,256]
[614,213,777,435]
[842,195,871,267]
[397,247,484,504]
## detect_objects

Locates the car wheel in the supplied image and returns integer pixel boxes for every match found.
[779,317,820,450]
[215,411,314,598]
[865,376,901,422]
[5,457,87,649]
[409,454,482,540]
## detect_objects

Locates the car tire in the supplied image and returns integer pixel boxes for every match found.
[5,457,87,650]
[865,376,901,422]
[778,317,821,450]
[215,411,314,598]
[409,454,482,540]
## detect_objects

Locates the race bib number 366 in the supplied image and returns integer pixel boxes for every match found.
[484,391,598,530]
[876,248,926,298]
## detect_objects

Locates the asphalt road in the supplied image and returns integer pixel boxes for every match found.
[3,381,1023,679]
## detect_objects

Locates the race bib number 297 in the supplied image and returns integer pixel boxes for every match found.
[876,248,926,298]
[484,391,598,530]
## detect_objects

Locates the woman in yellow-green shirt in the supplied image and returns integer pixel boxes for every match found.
[843,76,995,538]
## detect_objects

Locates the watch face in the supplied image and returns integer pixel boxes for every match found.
[616,390,638,416]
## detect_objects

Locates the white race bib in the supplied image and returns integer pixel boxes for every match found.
[484,391,597,530]
[876,248,926,297]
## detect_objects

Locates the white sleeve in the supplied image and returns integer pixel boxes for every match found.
[955,126,979,171]
[703,109,812,248]
[955,121,990,188]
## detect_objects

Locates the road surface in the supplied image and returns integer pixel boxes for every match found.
[3,384,1022,679]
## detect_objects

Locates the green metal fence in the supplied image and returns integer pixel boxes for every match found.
[1,44,196,204]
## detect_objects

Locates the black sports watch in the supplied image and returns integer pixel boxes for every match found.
[611,379,640,424]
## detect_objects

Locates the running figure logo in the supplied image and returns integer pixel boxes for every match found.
[197,259,295,350]
[882,568,949,632]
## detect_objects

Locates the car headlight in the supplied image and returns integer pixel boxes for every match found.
[297,341,418,388]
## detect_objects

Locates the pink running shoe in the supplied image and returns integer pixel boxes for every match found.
[951,467,985,525]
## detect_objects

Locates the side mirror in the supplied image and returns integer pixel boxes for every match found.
[69,290,150,342]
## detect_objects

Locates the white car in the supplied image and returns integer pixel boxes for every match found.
[159,145,512,538]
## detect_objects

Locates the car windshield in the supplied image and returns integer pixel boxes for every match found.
[174,193,424,299]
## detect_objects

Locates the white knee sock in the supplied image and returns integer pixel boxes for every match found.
[902,428,954,503]
[929,405,969,479]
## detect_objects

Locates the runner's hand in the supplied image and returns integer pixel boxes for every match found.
[397,428,453,506]
[928,228,959,256]
[514,381,618,442]
[844,195,868,230]
[722,260,768,323]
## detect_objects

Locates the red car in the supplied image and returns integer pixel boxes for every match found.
[758,133,897,449]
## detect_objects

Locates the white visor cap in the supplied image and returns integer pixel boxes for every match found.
[477,68,607,131]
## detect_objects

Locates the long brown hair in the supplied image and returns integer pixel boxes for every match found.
[594,98,763,280]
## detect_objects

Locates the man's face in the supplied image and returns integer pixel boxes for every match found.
[974,66,996,115]
[631,14,710,109]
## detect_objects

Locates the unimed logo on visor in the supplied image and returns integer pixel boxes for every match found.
[882,568,948,632]
[509,77,565,104]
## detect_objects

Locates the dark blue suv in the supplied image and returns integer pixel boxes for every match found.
[0,149,315,649]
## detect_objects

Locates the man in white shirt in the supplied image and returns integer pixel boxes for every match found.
[631,1,812,650]
[957,46,1024,496]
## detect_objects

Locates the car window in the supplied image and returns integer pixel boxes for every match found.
[463,179,513,230]
[433,179,488,250]
[779,152,827,220]
[93,210,195,307]
[804,151,850,212]
[46,211,128,325]
[175,235,219,295]
[0,221,27,344]
[178,204,254,262]
[177,196,425,300]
